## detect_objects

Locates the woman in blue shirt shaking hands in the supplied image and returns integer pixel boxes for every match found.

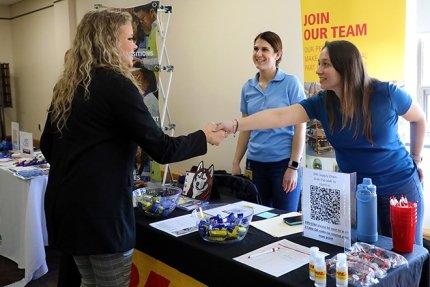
[232,31,306,212]
[219,40,426,245]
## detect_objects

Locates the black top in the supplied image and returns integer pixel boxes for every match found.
[40,68,207,255]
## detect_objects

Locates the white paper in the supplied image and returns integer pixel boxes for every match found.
[149,213,198,237]
[302,168,356,249]
[19,131,33,157]
[234,239,328,277]
[250,212,304,237]
[176,195,208,211]
[203,201,272,217]
[11,122,19,151]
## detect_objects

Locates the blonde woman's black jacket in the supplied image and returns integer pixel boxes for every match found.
[40,68,207,255]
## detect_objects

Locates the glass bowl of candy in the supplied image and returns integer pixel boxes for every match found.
[134,186,182,217]
[192,204,254,243]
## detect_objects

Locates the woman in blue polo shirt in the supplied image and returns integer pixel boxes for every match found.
[231,31,306,212]
[219,40,426,245]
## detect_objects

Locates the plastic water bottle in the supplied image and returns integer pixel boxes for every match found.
[309,246,319,280]
[314,252,326,287]
[336,253,348,286]
[356,178,378,243]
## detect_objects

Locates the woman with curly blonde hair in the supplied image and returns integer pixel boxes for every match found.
[41,9,225,286]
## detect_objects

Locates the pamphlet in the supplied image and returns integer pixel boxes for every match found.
[234,239,329,277]
[11,122,19,151]
[176,195,208,211]
[150,213,198,237]
[302,168,356,249]
[19,131,33,157]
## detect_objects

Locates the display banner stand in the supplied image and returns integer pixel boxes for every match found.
[96,2,175,186]
[154,4,175,185]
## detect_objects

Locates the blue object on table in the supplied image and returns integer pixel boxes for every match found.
[0,140,12,151]
[356,177,378,243]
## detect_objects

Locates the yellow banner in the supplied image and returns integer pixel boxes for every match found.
[130,250,207,287]
[301,0,406,82]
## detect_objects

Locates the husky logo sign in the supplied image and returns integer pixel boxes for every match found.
[183,161,214,201]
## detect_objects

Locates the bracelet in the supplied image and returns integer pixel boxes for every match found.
[411,154,423,164]
[233,119,239,137]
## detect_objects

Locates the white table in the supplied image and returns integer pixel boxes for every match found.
[0,166,49,286]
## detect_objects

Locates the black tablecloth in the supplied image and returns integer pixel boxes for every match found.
[134,208,429,287]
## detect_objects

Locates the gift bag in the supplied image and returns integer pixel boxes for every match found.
[182,161,214,201]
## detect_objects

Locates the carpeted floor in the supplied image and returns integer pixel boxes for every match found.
[0,247,60,287]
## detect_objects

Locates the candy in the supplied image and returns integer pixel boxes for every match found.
[196,212,251,242]
[135,187,182,217]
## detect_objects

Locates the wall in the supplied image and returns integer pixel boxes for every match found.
[157,0,304,174]
[0,5,17,134]
[417,0,430,33]
[0,0,73,139]
[10,1,56,137]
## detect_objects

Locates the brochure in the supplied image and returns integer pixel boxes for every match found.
[176,195,208,211]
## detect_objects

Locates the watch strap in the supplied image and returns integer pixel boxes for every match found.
[288,160,300,170]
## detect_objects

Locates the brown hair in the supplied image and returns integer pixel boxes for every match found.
[323,40,374,143]
[254,31,283,67]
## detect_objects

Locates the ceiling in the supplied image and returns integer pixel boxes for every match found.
[0,0,23,6]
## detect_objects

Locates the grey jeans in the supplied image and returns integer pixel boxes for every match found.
[73,249,134,287]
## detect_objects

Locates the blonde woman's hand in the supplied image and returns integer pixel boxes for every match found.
[203,123,228,146]
[213,120,235,134]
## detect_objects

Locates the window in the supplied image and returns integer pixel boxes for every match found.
[424,88,430,129]
[418,34,430,135]
[420,35,430,86]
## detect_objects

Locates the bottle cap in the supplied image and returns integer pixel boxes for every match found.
[363,178,372,185]
[310,246,319,256]
[337,253,347,263]
[359,177,377,193]
[315,252,325,264]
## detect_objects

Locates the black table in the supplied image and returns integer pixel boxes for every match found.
[134,207,429,287]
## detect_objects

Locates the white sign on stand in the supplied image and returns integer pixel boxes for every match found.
[19,131,33,157]
[11,122,19,151]
[302,168,356,249]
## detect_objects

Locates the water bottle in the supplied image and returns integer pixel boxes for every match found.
[314,252,326,287]
[336,253,348,286]
[309,246,319,280]
[356,178,378,243]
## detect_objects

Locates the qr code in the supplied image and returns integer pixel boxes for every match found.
[310,185,341,225]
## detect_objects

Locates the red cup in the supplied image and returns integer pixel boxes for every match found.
[390,204,417,253]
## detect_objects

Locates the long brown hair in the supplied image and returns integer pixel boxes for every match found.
[323,40,374,143]
[50,9,141,133]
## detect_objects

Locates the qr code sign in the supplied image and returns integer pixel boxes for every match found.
[310,185,341,225]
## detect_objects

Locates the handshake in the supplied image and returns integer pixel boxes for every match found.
[202,120,236,146]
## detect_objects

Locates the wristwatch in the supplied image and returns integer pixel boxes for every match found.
[289,160,300,170]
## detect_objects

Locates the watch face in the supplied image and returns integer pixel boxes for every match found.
[290,161,299,168]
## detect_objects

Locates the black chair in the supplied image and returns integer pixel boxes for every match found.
[210,173,262,204]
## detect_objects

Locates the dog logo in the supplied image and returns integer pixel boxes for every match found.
[184,161,214,201]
